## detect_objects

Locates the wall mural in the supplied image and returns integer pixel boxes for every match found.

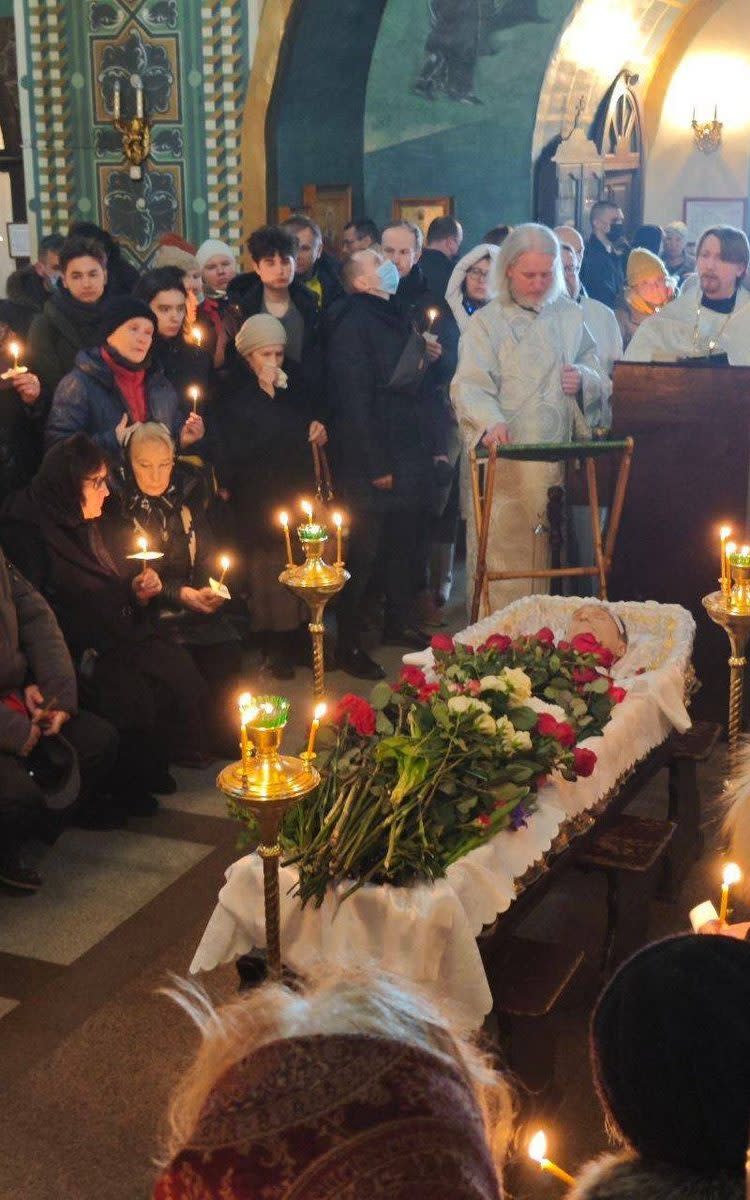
[17,0,249,263]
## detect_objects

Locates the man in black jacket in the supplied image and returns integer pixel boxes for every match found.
[0,555,118,892]
[327,248,435,679]
[420,215,463,300]
[580,201,628,311]
[4,234,64,338]
[281,215,344,311]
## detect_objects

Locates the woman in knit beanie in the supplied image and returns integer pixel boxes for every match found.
[195,240,243,370]
[616,248,678,349]
[153,234,203,324]
[568,934,750,1200]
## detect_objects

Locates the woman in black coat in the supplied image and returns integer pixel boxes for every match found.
[0,435,213,807]
[106,422,242,756]
[209,314,327,678]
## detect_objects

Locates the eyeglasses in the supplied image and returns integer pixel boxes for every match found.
[466,268,491,280]
[85,473,109,491]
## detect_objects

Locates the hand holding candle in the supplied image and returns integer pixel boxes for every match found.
[426,306,439,331]
[209,554,232,599]
[528,1131,575,1187]
[1,340,28,380]
[188,385,201,414]
[719,862,741,923]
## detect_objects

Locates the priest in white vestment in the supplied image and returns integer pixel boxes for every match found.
[624,226,750,365]
[451,223,612,615]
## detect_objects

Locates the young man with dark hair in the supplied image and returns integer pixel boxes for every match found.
[281,215,343,310]
[5,233,65,338]
[421,215,463,299]
[580,201,628,311]
[28,235,109,404]
[341,218,381,261]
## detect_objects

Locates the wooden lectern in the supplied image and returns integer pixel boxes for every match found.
[609,361,750,723]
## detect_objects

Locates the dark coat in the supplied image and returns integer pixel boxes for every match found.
[0,382,45,502]
[325,292,432,509]
[303,251,344,310]
[6,266,51,337]
[28,289,105,403]
[209,358,314,550]
[581,236,626,311]
[567,1153,744,1200]
[152,333,212,401]
[418,247,454,301]
[0,553,77,754]
[45,348,185,457]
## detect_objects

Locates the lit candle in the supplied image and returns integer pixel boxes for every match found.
[238,692,254,765]
[720,525,732,590]
[138,536,148,556]
[191,326,203,348]
[333,511,343,564]
[719,862,741,923]
[113,78,121,120]
[9,341,21,372]
[218,555,231,586]
[426,306,439,331]
[306,702,327,756]
[188,385,200,413]
[280,511,293,566]
[528,1131,575,1187]
[301,499,313,524]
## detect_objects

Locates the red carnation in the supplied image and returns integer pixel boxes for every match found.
[331,694,377,736]
[537,712,576,748]
[570,631,614,668]
[573,666,598,684]
[475,813,491,827]
[534,626,555,645]
[400,665,426,691]
[431,633,455,653]
[418,683,440,701]
[608,684,627,704]
[480,633,511,652]
[573,746,597,777]
[465,679,481,695]
[558,640,571,650]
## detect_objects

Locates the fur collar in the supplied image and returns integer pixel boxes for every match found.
[567,1152,744,1200]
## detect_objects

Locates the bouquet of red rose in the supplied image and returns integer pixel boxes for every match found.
[280,629,625,906]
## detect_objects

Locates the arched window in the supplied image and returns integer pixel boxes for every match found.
[592,73,643,229]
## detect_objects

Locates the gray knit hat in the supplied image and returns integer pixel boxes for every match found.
[235,314,287,357]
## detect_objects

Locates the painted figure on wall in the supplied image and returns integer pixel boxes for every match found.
[413,0,546,103]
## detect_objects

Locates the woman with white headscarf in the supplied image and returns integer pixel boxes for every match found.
[451,222,611,615]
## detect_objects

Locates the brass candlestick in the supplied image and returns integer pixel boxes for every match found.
[217,701,319,979]
[279,531,349,697]
[703,588,750,754]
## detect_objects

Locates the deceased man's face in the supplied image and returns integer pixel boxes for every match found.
[568,605,627,660]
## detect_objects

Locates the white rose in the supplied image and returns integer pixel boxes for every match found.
[525,696,567,721]
[479,674,508,693]
[448,695,472,714]
[475,712,497,736]
[501,667,533,704]
[511,729,533,752]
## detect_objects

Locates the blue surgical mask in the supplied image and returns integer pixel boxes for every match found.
[376,260,400,295]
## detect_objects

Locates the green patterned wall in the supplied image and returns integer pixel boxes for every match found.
[18,0,250,264]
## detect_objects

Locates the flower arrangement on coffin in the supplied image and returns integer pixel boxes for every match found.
[277,629,626,907]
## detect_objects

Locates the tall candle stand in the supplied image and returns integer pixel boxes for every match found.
[704,556,750,753]
[217,696,319,980]
[279,524,349,697]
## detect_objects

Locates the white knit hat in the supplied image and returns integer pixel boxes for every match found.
[195,239,237,268]
[235,314,287,356]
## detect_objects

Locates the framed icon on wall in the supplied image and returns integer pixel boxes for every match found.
[392,196,454,237]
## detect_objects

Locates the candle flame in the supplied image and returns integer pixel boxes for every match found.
[720,525,731,539]
[137,536,148,554]
[313,701,327,720]
[723,862,742,887]
[333,511,342,528]
[9,341,19,358]
[301,500,313,521]
[280,511,289,528]
[220,554,231,571]
[191,326,202,345]
[528,1131,547,1163]
[427,307,439,321]
[188,385,200,401]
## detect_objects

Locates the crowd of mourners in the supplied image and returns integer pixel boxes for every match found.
[0,206,747,891]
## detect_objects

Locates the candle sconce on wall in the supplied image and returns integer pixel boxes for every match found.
[692,105,722,154]
[112,74,151,179]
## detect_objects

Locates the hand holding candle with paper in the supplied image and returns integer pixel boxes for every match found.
[1,340,28,380]
[209,554,232,599]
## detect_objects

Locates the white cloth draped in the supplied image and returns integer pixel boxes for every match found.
[190,596,695,1028]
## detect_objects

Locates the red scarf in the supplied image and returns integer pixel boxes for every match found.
[199,296,224,340]
[101,346,147,424]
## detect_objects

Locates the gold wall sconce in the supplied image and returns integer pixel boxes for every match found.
[112,75,151,179]
[692,105,722,154]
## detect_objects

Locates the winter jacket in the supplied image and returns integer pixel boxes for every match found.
[302,251,344,311]
[0,382,45,502]
[567,1152,744,1200]
[581,237,626,312]
[0,553,77,754]
[325,292,433,510]
[28,288,106,406]
[45,347,185,457]
[419,247,455,301]
[6,266,51,337]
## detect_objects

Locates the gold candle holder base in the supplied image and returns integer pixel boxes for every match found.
[279,535,349,697]
[217,721,319,979]
[703,589,750,754]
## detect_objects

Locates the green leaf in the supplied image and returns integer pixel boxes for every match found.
[508,706,537,731]
[375,711,394,735]
[489,781,523,805]
[370,681,394,710]
[587,676,611,694]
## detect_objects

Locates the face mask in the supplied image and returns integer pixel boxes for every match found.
[608,222,626,242]
[376,260,400,295]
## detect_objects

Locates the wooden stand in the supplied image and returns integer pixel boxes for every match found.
[469,439,634,624]
[610,362,750,725]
